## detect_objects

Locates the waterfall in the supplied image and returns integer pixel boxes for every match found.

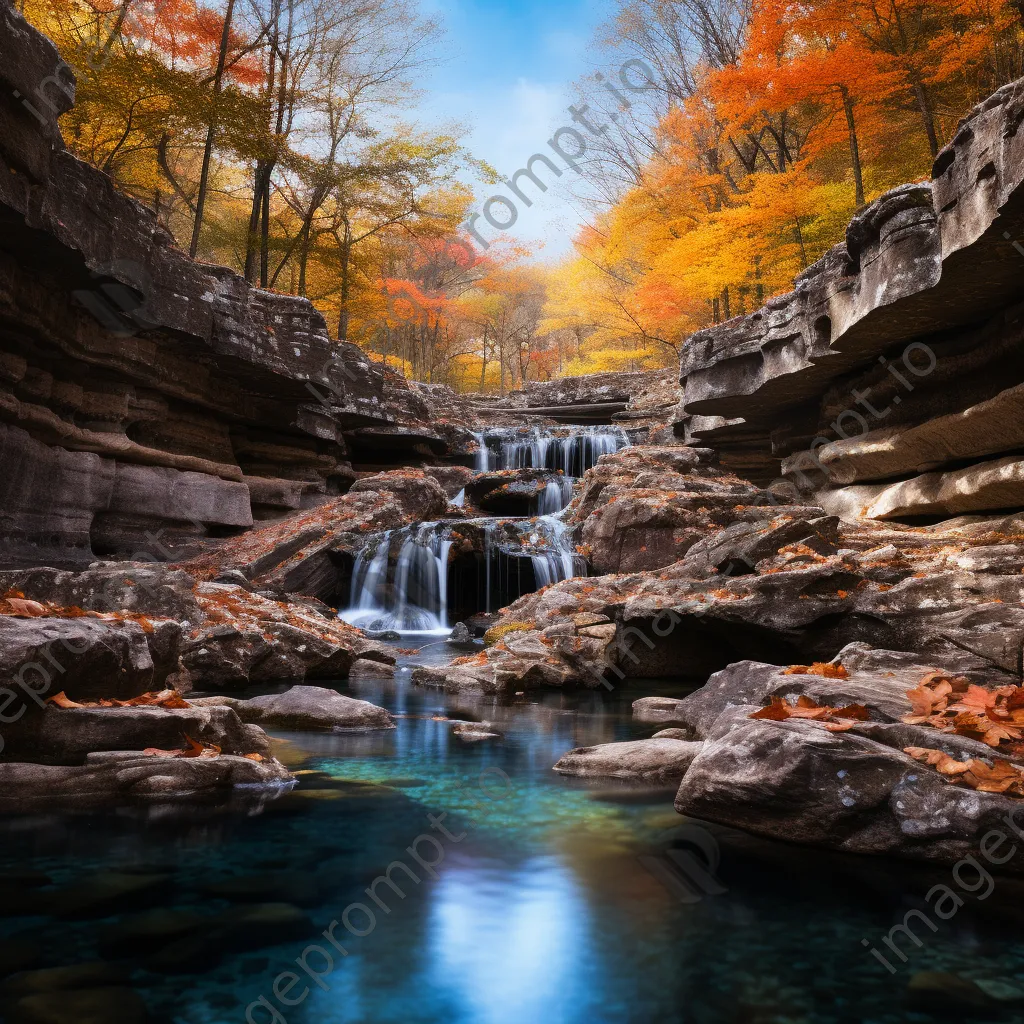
[517,516,584,589]
[480,425,629,477]
[536,477,574,516]
[340,523,454,635]
[475,426,630,514]
[472,431,493,472]
[339,426,624,634]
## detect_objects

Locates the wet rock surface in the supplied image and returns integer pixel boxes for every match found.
[0,755,292,809]
[1,704,269,765]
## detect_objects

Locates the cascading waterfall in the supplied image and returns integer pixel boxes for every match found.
[339,426,628,633]
[478,425,630,515]
[536,477,575,516]
[480,425,629,479]
[340,523,454,635]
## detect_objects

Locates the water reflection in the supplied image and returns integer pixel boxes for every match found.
[0,645,1020,1023]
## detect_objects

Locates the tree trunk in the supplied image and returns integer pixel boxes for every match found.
[840,85,866,206]
[259,174,270,287]
[911,76,940,157]
[190,0,235,258]
[244,163,268,283]
[337,229,352,341]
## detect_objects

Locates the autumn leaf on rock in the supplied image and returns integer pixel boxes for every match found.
[783,663,849,679]
[144,735,221,759]
[750,696,793,721]
[904,747,1024,796]
[750,696,870,731]
[3,598,48,617]
[46,692,85,709]
[904,673,1024,747]
[904,746,972,775]
[46,690,191,711]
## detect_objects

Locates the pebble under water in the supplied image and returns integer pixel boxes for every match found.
[1,642,1023,1024]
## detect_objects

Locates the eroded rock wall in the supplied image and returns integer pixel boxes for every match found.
[0,0,470,568]
[679,76,1024,521]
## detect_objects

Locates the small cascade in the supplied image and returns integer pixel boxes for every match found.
[515,515,585,589]
[475,425,630,515]
[340,523,453,635]
[467,515,586,614]
[478,425,629,478]
[536,477,574,516]
[472,431,493,472]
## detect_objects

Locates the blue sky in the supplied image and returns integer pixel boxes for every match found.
[416,0,616,260]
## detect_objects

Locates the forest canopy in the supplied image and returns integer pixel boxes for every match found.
[23,0,1024,389]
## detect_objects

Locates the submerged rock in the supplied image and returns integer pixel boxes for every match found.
[6,987,148,1024]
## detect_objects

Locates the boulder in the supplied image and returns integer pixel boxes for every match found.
[568,446,783,573]
[180,583,394,689]
[0,563,202,620]
[632,697,693,730]
[667,647,1024,870]
[348,469,449,518]
[1,705,269,765]
[0,615,183,705]
[553,738,703,784]
[191,685,393,731]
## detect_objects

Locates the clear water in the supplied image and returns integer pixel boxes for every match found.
[1,643,1022,1024]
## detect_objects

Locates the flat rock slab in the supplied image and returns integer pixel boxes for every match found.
[0,755,292,811]
[553,738,704,784]
[192,685,394,731]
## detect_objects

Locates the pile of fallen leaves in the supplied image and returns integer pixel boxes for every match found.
[143,735,222,759]
[783,662,849,679]
[750,695,870,731]
[46,689,191,710]
[899,671,1024,797]
[902,671,1024,748]
[1,591,160,633]
[905,747,1024,795]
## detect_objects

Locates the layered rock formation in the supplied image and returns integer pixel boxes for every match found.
[0,0,473,569]
[470,368,679,428]
[678,77,1024,522]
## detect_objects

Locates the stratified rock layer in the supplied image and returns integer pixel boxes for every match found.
[0,1,472,569]
[677,77,1024,522]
